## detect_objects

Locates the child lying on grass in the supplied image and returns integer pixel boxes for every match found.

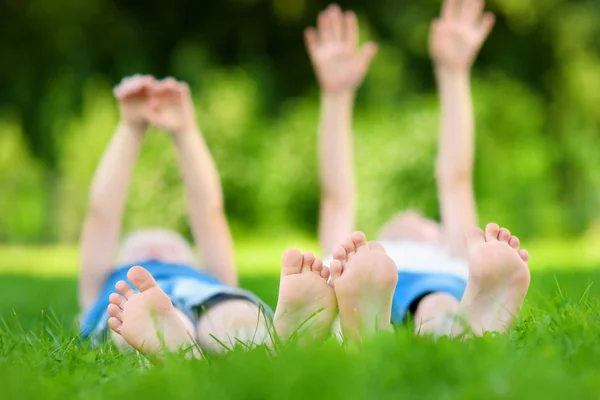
[77,75,407,356]
[307,0,531,336]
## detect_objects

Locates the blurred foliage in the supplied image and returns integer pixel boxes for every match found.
[1,0,600,243]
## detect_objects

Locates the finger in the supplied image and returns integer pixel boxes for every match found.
[328,4,344,42]
[152,79,174,95]
[353,42,378,77]
[344,11,358,49]
[304,27,319,57]
[460,0,485,25]
[139,75,156,91]
[441,0,459,20]
[114,78,136,99]
[477,12,495,41]
[429,19,444,55]
[318,10,334,43]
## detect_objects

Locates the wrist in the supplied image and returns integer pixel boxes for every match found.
[173,127,202,145]
[118,121,147,137]
[321,90,355,107]
[434,65,471,82]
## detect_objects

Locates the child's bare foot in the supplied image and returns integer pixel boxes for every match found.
[107,266,198,357]
[330,232,398,344]
[456,223,531,336]
[274,250,337,343]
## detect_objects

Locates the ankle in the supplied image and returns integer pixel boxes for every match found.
[414,293,460,337]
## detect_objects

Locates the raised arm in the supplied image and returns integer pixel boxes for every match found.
[145,78,237,287]
[305,5,378,256]
[79,75,154,310]
[430,0,495,258]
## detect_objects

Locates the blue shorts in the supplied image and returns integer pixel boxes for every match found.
[391,272,467,325]
[375,241,469,326]
[80,260,272,343]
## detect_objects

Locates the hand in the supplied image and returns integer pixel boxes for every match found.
[146,78,198,135]
[305,4,378,94]
[430,0,495,72]
[113,75,155,132]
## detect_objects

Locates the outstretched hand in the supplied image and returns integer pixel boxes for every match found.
[430,0,495,72]
[305,4,378,94]
[113,75,156,131]
[145,78,197,135]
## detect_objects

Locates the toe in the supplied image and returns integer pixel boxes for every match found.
[127,266,159,293]
[508,235,520,250]
[519,249,530,263]
[321,266,331,280]
[107,304,123,322]
[302,252,316,272]
[351,231,368,249]
[109,292,126,308]
[311,258,324,274]
[341,236,356,256]
[329,259,343,286]
[485,223,501,241]
[115,280,136,300]
[465,227,485,247]
[498,228,511,242]
[333,246,347,262]
[108,317,122,333]
[281,249,304,276]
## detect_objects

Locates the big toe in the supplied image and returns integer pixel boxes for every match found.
[351,231,368,249]
[127,266,159,293]
[281,249,304,276]
[485,223,501,242]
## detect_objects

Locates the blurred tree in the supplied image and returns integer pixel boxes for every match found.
[1,0,600,242]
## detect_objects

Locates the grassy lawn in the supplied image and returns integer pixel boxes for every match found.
[2,238,600,399]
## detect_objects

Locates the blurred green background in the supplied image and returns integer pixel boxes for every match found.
[1,0,600,274]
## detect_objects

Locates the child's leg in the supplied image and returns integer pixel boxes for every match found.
[197,249,337,351]
[195,300,270,353]
[413,293,459,337]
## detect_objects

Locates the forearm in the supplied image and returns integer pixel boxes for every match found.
[174,130,236,286]
[318,91,356,255]
[435,69,475,186]
[87,123,144,220]
[434,68,477,256]
[79,123,144,309]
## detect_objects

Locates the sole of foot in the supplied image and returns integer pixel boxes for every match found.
[107,266,197,357]
[456,223,531,336]
[273,250,337,343]
[330,231,398,344]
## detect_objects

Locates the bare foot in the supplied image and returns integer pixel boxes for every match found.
[107,266,199,357]
[456,223,531,336]
[274,250,337,343]
[330,232,398,344]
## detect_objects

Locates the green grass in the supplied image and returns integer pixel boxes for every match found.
[2,241,600,399]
